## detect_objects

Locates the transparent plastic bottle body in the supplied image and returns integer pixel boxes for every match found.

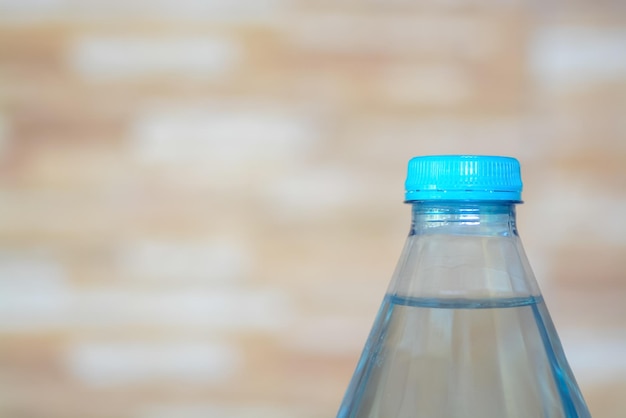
[337,202,591,418]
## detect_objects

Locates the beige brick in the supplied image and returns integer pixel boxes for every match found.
[560,331,626,385]
[130,103,320,178]
[381,65,473,106]
[342,116,531,164]
[16,145,131,189]
[531,26,626,91]
[117,239,252,283]
[0,190,121,241]
[260,166,366,220]
[0,253,70,331]
[0,113,9,156]
[0,0,286,21]
[69,36,241,80]
[136,403,302,418]
[284,315,371,355]
[285,15,507,58]
[0,275,292,332]
[585,380,626,418]
[294,0,526,12]
[526,185,626,249]
[65,341,240,386]
[72,287,292,331]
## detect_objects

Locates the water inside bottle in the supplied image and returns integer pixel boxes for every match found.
[338,294,589,418]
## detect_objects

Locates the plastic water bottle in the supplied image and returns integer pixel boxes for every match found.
[337,155,591,418]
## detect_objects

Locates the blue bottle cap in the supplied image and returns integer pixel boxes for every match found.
[405,155,523,202]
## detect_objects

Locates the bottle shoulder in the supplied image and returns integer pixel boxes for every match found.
[388,233,541,300]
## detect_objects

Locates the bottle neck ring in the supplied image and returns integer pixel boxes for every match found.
[409,201,518,237]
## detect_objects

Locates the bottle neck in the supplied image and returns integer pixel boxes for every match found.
[390,200,538,299]
[409,201,519,237]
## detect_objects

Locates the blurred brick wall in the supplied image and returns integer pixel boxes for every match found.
[0,1,625,417]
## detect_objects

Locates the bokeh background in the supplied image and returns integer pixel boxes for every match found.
[0,0,625,417]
